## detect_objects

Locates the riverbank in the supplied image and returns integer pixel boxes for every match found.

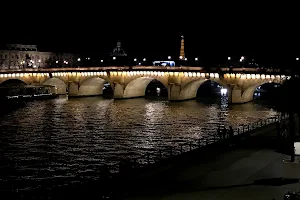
[123,121,300,200]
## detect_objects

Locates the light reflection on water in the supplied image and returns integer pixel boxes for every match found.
[0,96,279,192]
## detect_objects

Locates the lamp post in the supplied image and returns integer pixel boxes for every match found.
[134,58,137,66]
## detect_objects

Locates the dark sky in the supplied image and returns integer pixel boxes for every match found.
[1,3,298,65]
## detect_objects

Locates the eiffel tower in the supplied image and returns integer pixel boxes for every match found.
[179,35,185,60]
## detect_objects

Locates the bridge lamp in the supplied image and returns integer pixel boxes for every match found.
[296,57,299,61]
[220,88,227,96]
[56,61,58,63]
[134,58,137,61]
[77,58,81,61]
[101,60,103,62]
[38,60,41,63]
[143,58,146,61]
[179,56,183,59]
[168,56,171,60]
[113,57,116,60]
[228,57,231,60]
[195,57,198,61]
[185,57,187,61]
[65,62,68,64]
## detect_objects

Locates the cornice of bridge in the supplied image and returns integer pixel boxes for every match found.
[0,66,284,74]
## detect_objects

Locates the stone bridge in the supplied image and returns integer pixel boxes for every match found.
[0,66,289,104]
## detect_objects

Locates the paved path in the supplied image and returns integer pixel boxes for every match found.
[124,123,300,200]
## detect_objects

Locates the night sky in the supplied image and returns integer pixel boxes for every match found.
[1,4,298,67]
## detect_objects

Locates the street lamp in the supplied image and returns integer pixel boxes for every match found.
[296,58,299,61]
[228,57,231,60]
[179,56,183,60]
[185,58,187,61]
[113,57,116,60]
[101,60,103,63]
[134,58,137,61]
[195,57,198,66]
[77,58,81,61]
[143,58,146,61]
[168,56,171,60]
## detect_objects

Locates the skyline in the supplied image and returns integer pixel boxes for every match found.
[1,5,299,67]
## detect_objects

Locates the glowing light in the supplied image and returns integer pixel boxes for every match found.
[230,73,235,78]
[256,74,260,79]
[174,72,179,76]
[251,74,255,79]
[113,57,116,60]
[201,73,205,77]
[154,71,157,76]
[161,72,165,76]
[261,74,265,79]
[221,88,227,95]
[184,72,188,76]
[266,75,270,79]
[214,73,219,78]
[188,72,192,77]
[193,72,197,77]
[241,74,246,79]
[236,73,241,78]
[210,73,214,78]
[246,74,251,79]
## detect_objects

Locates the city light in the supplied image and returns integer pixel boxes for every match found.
[228,57,231,60]
[185,58,187,61]
[143,58,146,61]
[221,88,227,95]
[168,56,171,59]
[56,61,58,63]
[134,58,137,61]
[195,57,198,61]
[77,58,81,61]
[179,56,183,59]
[101,60,103,62]
[296,58,299,61]
[113,57,116,60]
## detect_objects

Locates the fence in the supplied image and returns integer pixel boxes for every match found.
[105,113,289,174]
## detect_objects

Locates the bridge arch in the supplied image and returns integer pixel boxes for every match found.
[123,77,168,98]
[78,77,110,96]
[0,79,27,87]
[42,78,67,94]
[242,81,283,103]
[180,78,228,100]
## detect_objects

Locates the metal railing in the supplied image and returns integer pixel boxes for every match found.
[105,113,289,174]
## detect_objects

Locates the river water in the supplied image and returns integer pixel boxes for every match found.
[0,96,279,196]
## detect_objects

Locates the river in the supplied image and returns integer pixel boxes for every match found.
[0,96,279,196]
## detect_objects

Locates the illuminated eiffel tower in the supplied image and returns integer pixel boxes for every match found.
[179,35,185,60]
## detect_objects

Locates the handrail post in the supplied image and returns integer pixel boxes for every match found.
[237,128,239,135]
[180,144,183,154]
[248,124,250,131]
[170,146,173,156]
[198,139,201,148]
[243,125,245,133]
[147,153,150,164]
[189,142,192,151]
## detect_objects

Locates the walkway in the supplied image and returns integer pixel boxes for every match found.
[124,123,300,200]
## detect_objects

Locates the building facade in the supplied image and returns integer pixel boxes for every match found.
[0,44,79,69]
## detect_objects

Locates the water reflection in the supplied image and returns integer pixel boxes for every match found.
[0,96,280,193]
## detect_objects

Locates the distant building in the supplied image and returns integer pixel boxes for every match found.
[0,44,79,69]
[110,41,127,57]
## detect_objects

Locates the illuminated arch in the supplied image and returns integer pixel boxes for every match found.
[124,77,168,98]
[78,77,108,96]
[180,79,228,100]
[42,78,67,94]
[242,81,282,103]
